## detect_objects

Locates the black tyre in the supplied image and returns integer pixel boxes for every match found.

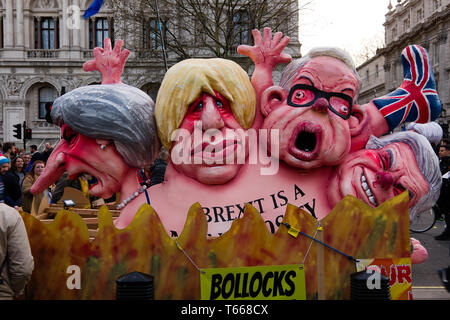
[410,205,438,233]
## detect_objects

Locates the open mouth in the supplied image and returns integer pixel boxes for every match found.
[361,171,378,206]
[295,131,317,152]
[289,122,322,161]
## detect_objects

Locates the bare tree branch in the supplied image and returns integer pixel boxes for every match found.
[112,0,306,60]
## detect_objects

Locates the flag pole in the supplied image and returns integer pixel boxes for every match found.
[154,0,168,72]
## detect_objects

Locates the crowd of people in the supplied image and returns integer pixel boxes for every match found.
[0,140,169,213]
[0,142,54,213]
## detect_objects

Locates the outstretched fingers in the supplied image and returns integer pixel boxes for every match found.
[252,29,263,47]
[83,60,96,72]
[263,27,272,46]
[113,39,124,54]
[103,37,112,52]
[120,48,130,63]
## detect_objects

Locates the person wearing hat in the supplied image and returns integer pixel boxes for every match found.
[0,157,9,205]
[0,156,20,210]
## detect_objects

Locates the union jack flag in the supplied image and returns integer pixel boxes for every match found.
[373,45,442,131]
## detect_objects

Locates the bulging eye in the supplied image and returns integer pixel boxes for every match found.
[290,88,315,106]
[195,102,203,111]
[295,91,305,99]
[340,106,349,114]
[216,100,223,108]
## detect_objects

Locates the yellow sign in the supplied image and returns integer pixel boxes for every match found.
[200,265,306,300]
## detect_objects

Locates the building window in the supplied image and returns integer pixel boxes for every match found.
[233,10,249,47]
[375,64,379,78]
[38,87,56,119]
[0,16,3,49]
[89,17,114,49]
[392,63,397,83]
[366,70,369,82]
[416,8,424,22]
[403,18,410,32]
[433,0,441,11]
[392,27,397,40]
[34,17,59,49]
[143,18,166,51]
[433,42,440,65]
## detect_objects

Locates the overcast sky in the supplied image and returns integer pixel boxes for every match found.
[298,0,390,63]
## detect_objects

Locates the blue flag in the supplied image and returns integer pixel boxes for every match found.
[84,0,104,19]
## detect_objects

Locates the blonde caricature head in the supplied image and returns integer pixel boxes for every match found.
[155,58,256,150]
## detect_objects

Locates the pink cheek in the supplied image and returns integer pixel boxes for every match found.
[181,113,201,129]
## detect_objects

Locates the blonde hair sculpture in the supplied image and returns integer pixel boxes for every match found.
[155,58,256,150]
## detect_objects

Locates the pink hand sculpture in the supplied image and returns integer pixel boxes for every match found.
[83,38,130,85]
[238,27,291,128]
[238,27,292,71]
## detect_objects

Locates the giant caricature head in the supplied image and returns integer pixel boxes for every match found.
[328,131,442,219]
[261,47,369,170]
[31,84,159,198]
[155,58,256,185]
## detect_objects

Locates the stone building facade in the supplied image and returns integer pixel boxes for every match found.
[357,0,450,136]
[0,0,301,149]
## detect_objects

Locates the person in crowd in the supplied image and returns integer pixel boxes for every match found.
[0,156,21,210]
[21,160,45,214]
[438,139,450,173]
[41,143,54,164]
[2,143,14,160]
[22,153,31,173]
[0,157,10,205]
[436,139,450,240]
[29,145,41,164]
[10,157,26,188]
[0,203,34,299]
[2,157,22,210]
[51,172,99,206]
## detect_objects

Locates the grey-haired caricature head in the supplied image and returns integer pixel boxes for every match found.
[51,83,160,167]
[366,131,442,219]
[328,130,442,220]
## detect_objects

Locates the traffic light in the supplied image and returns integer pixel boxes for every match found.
[25,128,32,139]
[45,102,53,124]
[13,123,22,139]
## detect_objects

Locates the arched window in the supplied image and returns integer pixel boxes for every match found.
[38,87,56,119]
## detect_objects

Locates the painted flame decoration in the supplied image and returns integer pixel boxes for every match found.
[22,193,411,300]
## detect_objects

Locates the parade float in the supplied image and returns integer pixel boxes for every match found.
[23,27,442,300]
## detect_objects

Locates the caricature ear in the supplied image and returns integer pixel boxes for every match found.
[261,86,287,117]
[349,104,369,137]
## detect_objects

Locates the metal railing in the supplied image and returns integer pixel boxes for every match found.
[27,49,60,59]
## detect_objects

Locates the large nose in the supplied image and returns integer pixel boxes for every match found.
[312,97,329,114]
[201,98,224,130]
[375,171,400,190]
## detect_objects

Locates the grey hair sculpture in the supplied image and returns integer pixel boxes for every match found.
[51,83,160,168]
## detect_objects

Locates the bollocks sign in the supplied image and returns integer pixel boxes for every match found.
[200,265,306,300]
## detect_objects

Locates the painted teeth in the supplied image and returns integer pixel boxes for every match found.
[361,173,378,206]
